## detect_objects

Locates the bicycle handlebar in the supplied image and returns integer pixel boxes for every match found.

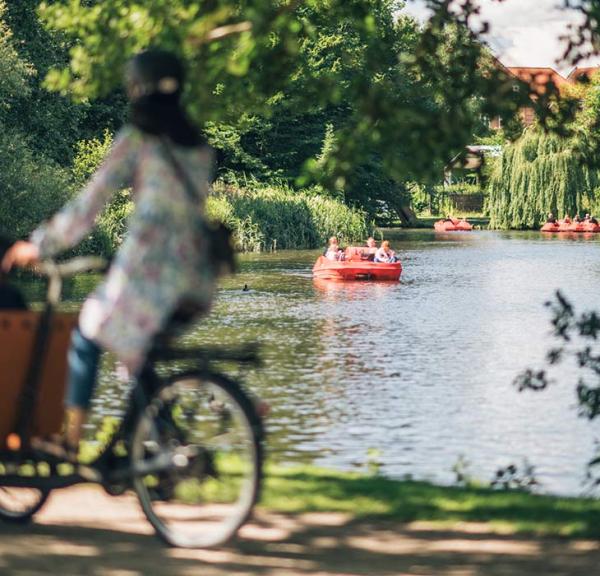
[36,257,108,305]
[36,257,108,279]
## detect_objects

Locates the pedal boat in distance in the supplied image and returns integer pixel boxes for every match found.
[434,218,473,232]
[541,219,600,233]
[313,247,402,281]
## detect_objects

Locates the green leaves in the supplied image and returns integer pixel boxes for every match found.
[31,0,599,220]
[0,2,34,110]
[31,0,458,187]
[0,127,71,239]
[206,181,368,251]
[72,129,114,185]
[487,69,600,230]
[487,129,600,229]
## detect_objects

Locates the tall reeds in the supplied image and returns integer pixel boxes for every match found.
[207,182,368,252]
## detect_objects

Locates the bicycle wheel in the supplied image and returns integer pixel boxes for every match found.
[0,485,50,523]
[131,373,263,548]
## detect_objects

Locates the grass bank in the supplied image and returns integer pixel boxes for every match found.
[261,464,600,538]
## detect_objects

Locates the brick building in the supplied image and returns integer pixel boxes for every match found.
[490,63,599,128]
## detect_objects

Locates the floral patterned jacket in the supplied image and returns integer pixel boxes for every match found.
[31,125,216,371]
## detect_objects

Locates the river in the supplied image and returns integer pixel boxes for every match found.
[23,230,600,496]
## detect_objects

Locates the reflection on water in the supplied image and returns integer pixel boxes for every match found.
[22,230,600,495]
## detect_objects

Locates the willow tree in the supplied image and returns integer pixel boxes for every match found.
[488,65,600,230]
[487,128,600,229]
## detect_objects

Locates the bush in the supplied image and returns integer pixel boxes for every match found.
[412,182,484,216]
[207,182,368,252]
[0,128,71,239]
[69,131,133,257]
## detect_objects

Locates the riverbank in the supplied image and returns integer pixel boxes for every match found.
[2,465,599,576]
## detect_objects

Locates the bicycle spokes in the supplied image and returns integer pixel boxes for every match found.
[130,375,261,548]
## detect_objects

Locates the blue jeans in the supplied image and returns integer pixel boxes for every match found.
[374,256,397,263]
[65,328,102,410]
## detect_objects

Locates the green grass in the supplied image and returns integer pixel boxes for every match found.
[261,464,600,538]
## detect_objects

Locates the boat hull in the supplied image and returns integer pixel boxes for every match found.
[541,221,600,233]
[434,220,473,232]
[312,256,402,281]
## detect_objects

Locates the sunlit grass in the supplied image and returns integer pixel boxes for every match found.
[260,464,600,538]
[2,448,600,538]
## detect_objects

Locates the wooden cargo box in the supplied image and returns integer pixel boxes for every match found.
[0,312,78,447]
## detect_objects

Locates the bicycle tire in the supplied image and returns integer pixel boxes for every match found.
[131,372,263,548]
[0,485,50,524]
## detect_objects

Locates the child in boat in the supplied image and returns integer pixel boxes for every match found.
[362,237,377,260]
[0,235,27,310]
[324,236,344,261]
[563,215,572,224]
[574,214,582,223]
[546,212,557,224]
[374,240,398,263]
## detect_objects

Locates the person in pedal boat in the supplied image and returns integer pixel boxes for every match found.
[362,237,378,260]
[374,240,398,263]
[324,237,344,261]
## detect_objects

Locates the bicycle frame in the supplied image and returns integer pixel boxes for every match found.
[0,257,264,549]
[0,334,260,491]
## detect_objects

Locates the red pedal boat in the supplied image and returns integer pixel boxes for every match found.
[541,220,600,233]
[434,218,473,232]
[313,247,402,281]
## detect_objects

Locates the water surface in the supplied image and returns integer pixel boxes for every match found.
[27,230,600,495]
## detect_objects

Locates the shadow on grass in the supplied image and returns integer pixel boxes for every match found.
[0,472,599,576]
[263,466,600,538]
[1,504,600,576]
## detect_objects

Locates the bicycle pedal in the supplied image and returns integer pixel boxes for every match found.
[76,463,102,483]
[103,482,128,496]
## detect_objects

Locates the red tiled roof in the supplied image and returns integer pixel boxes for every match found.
[506,67,569,95]
[567,66,600,82]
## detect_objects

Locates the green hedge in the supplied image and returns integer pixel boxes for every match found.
[411,182,484,216]
[207,183,369,252]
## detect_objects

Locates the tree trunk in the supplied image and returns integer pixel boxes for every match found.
[395,204,416,225]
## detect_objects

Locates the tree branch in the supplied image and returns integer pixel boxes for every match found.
[191,21,253,46]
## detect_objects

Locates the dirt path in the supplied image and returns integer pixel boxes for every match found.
[0,486,599,576]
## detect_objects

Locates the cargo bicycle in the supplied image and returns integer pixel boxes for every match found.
[0,257,263,548]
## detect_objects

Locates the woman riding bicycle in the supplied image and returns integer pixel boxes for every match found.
[2,49,216,458]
